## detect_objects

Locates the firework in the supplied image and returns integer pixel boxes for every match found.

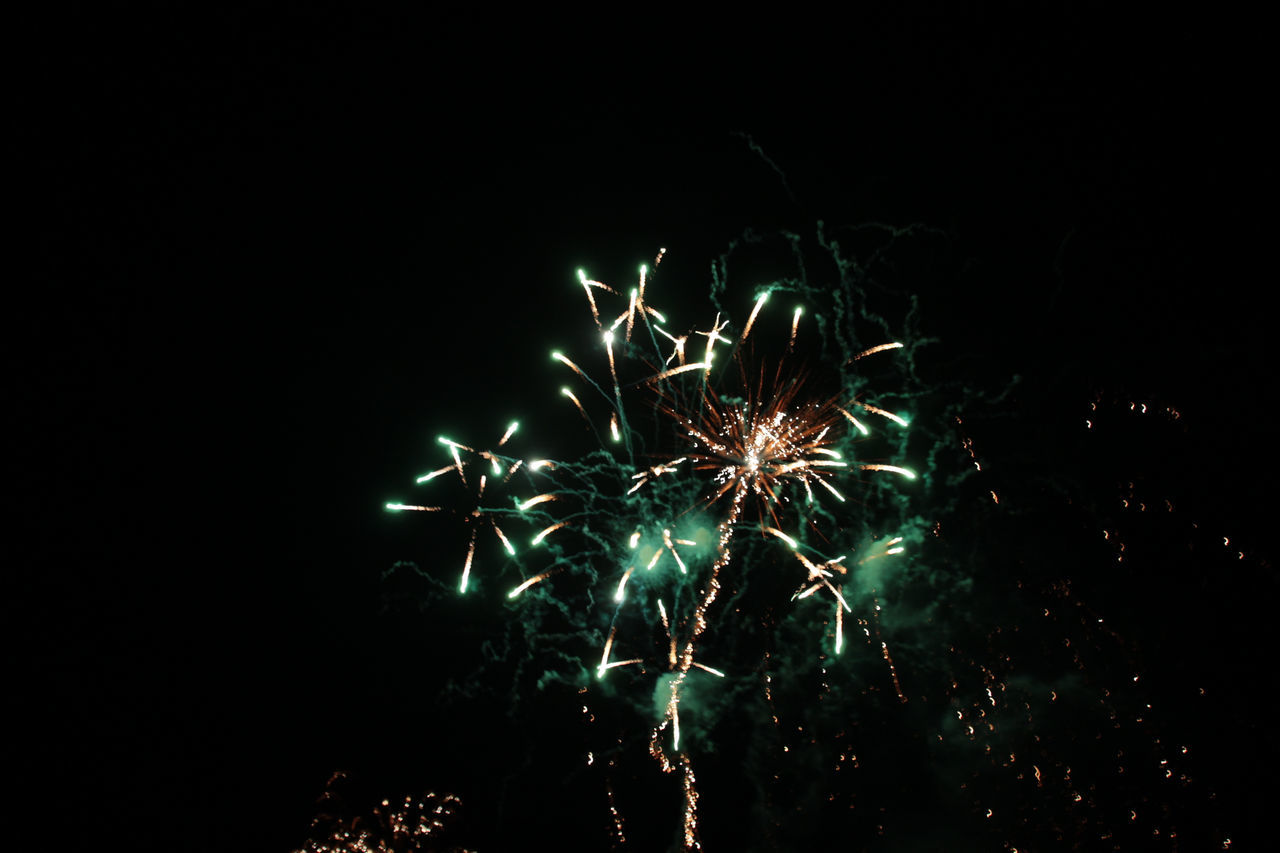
[292,771,473,853]
[388,249,917,848]
[382,225,1243,850]
[386,426,537,594]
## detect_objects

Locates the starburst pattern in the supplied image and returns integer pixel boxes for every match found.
[388,248,917,848]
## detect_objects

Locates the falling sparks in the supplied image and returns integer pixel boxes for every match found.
[291,773,470,853]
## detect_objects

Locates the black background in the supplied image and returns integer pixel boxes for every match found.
[15,7,1277,851]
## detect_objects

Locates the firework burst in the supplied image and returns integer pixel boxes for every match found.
[388,248,920,849]
[386,424,534,594]
[377,216,1246,852]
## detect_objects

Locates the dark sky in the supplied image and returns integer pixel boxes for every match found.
[16,9,1277,852]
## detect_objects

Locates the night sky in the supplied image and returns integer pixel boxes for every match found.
[16,9,1278,852]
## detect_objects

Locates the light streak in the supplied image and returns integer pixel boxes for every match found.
[644,362,711,384]
[815,477,847,502]
[646,547,663,570]
[499,421,519,446]
[561,387,589,422]
[764,527,798,549]
[459,530,476,593]
[597,625,617,678]
[662,528,688,573]
[518,493,558,510]
[445,442,466,484]
[600,658,642,673]
[415,466,453,483]
[858,463,917,479]
[740,291,770,343]
[614,566,635,601]
[851,341,904,361]
[794,583,822,600]
[578,268,614,329]
[836,406,870,436]
[603,330,620,392]
[854,400,909,428]
[552,351,590,380]
[532,521,569,546]
[492,524,516,556]
[508,568,557,598]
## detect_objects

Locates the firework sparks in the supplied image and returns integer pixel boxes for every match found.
[388,252,918,848]
[380,223,1242,851]
[387,426,531,594]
